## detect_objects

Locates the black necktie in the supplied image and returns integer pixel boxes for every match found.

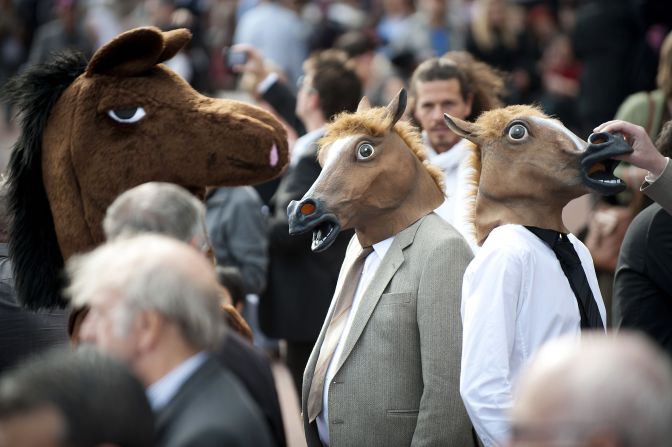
[525,226,605,330]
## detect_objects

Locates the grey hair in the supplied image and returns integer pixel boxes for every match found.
[103,182,208,249]
[65,234,224,351]
[516,332,672,446]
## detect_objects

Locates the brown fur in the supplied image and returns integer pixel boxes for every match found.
[42,27,289,260]
[7,27,289,309]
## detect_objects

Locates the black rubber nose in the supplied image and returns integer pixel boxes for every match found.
[588,131,615,146]
[288,198,325,235]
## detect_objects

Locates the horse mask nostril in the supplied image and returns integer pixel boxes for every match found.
[588,132,611,145]
[300,202,316,216]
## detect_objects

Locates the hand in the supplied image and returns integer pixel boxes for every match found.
[593,120,668,176]
[230,43,268,80]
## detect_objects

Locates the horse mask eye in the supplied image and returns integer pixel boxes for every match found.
[508,124,528,140]
[108,107,147,123]
[357,143,375,160]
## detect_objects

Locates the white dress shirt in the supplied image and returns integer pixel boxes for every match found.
[644,156,670,183]
[146,351,208,411]
[425,137,478,252]
[460,225,606,446]
[316,236,395,446]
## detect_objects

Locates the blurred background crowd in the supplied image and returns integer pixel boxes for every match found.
[1,1,672,445]
[0,0,670,133]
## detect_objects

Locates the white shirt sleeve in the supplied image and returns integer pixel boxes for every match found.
[644,157,670,183]
[460,243,525,447]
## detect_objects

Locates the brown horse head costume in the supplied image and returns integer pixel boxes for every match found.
[2,27,289,309]
[287,89,445,250]
[443,105,631,245]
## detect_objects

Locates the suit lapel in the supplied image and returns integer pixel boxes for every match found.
[332,217,425,376]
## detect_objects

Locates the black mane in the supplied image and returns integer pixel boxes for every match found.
[1,51,87,309]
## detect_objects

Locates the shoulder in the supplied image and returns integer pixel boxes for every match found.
[615,91,656,122]
[411,213,471,253]
[630,203,670,241]
[467,225,537,271]
[480,225,536,256]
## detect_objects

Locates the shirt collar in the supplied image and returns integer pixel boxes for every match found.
[524,226,564,248]
[146,351,208,411]
[371,236,394,259]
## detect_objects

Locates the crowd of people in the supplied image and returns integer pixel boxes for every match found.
[1,0,672,446]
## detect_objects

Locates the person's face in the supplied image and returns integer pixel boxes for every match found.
[295,73,318,121]
[78,291,140,365]
[413,78,472,153]
[0,405,64,447]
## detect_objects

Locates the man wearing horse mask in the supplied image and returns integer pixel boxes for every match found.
[288,89,476,446]
[444,106,634,446]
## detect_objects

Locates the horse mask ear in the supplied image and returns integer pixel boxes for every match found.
[384,88,407,130]
[86,27,192,77]
[357,96,372,112]
[444,113,480,144]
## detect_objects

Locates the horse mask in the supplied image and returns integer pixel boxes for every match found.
[3,27,289,309]
[443,105,631,245]
[287,89,445,250]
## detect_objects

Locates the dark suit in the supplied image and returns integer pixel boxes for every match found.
[155,357,274,447]
[262,80,305,136]
[216,331,286,447]
[253,78,304,205]
[0,243,69,374]
[614,203,672,357]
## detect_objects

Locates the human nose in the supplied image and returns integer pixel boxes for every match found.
[430,105,445,121]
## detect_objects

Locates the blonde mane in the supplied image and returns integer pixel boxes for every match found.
[319,107,445,192]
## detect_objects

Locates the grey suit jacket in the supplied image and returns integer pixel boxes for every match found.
[302,213,476,447]
[155,357,274,447]
[642,160,672,214]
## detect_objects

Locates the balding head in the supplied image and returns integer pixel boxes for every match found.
[511,333,672,447]
[65,235,224,381]
[103,182,207,250]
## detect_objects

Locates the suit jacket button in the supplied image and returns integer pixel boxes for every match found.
[332,419,344,424]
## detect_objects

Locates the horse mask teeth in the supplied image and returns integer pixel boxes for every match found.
[581,132,632,195]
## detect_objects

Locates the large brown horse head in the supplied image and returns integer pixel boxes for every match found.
[287,89,445,251]
[3,27,289,308]
[444,105,631,245]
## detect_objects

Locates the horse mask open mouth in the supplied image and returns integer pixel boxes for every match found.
[287,199,341,252]
[580,132,633,195]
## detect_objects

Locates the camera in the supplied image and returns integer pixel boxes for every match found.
[226,49,248,68]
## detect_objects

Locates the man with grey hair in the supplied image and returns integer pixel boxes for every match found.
[510,332,672,447]
[99,181,286,447]
[103,182,209,250]
[66,234,273,447]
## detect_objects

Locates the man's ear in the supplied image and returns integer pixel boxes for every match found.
[135,310,162,353]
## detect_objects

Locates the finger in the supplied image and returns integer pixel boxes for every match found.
[593,120,620,132]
